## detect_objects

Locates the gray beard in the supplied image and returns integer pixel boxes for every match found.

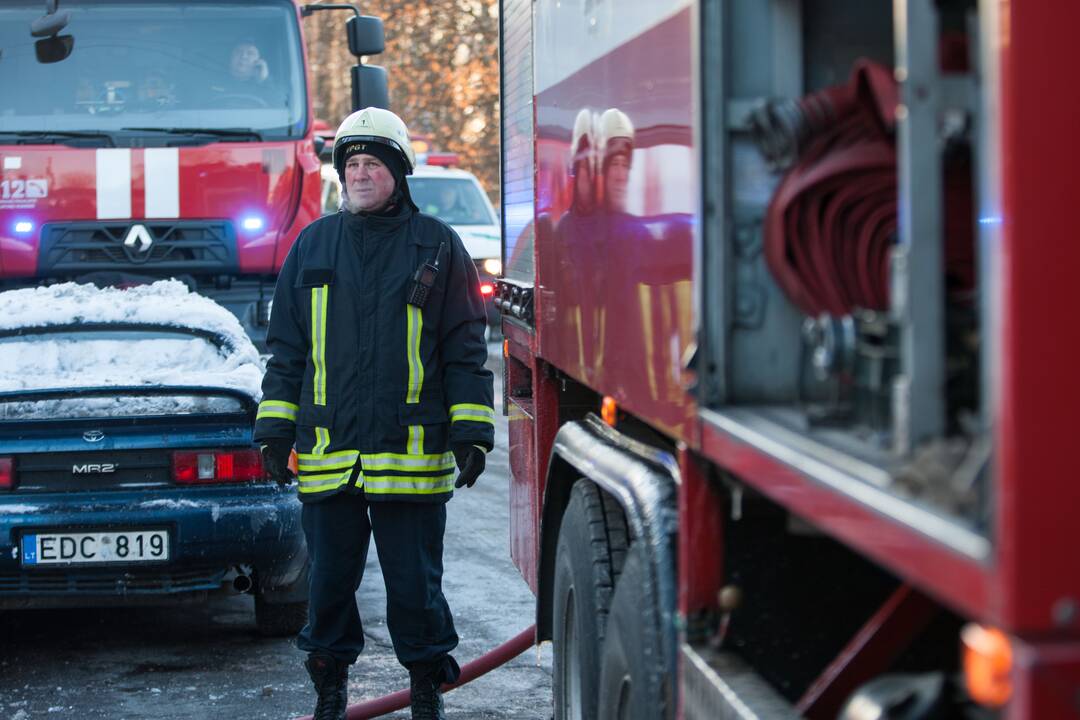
[341,188,391,215]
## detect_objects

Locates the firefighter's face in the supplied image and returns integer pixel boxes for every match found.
[604,154,630,211]
[573,161,594,211]
[344,153,395,211]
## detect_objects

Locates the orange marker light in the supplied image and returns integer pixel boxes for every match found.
[503,339,509,358]
[601,396,617,426]
[961,623,1013,708]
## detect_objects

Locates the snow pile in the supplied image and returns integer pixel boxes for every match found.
[0,281,264,418]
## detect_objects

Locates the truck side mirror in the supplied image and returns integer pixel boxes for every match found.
[347,15,384,57]
[351,64,389,111]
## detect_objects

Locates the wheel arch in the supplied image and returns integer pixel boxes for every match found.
[536,414,679,677]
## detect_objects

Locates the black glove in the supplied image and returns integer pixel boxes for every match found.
[452,444,486,489]
[260,439,295,487]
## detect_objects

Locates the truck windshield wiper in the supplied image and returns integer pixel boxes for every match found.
[121,127,264,142]
[0,130,116,147]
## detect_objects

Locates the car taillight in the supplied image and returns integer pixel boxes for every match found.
[173,450,265,484]
[0,458,14,490]
[480,282,494,296]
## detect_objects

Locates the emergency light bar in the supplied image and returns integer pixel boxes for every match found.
[424,152,460,167]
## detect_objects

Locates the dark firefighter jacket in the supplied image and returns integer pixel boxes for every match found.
[253,203,494,503]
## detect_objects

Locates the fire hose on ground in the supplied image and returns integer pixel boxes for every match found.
[296,625,537,720]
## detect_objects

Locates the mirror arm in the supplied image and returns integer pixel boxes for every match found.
[300,4,360,20]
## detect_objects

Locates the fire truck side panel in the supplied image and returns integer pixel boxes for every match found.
[698,416,991,620]
[996,0,1080,635]
[533,1,697,441]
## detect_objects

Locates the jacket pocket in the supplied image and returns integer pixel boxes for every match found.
[295,267,336,288]
[296,403,336,456]
[298,403,336,427]
[398,400,448,426]
[397,399,449,456]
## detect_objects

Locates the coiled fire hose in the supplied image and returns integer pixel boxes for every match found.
[752,57,974,318]
[296,625,536,720]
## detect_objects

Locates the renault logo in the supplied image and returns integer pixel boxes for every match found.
[123,224,153,253]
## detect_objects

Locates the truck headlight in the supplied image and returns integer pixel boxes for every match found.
[482,258,502,276]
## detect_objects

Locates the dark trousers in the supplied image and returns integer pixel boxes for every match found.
[297,492,459,675]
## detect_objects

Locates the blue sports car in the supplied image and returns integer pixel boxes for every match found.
[0,281,308,636]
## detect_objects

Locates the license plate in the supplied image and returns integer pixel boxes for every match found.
[21,530,169,566]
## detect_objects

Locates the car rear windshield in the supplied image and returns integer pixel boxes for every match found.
[0,0,306,140]
[0,328,250,419]
[411,177,497,226]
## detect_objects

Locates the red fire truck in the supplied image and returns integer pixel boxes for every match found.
[497,0,1080,717]
[0,0,386,346]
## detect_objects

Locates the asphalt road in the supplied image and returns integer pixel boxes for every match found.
[0,344,553,720]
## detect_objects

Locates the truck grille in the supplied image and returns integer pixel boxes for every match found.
[39,221,238,275]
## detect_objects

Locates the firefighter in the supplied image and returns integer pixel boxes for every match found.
[254,107,495,720]
[597,107,634,213]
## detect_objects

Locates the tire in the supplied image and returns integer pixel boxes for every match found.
[553,481,629,720]
[254,594,308,637]
[597,546,666,720]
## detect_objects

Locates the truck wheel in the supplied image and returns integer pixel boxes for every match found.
[254,594,308,637]
[553,481,629,720]
[597,545,665,720]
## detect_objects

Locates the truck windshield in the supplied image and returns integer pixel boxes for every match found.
[0,0,306,141]
[411,177,497,226]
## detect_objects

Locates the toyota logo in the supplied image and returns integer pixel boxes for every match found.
[82,430,105,442]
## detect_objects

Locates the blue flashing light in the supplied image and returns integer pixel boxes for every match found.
[978,215,1002,226]
[241,216,265,232]
[13,220,34,235]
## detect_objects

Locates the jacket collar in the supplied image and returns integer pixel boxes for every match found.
[342,199,413,232]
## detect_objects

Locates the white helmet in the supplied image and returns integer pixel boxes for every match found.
[569,108,596,177]
[598,108,634,166]
[333,107,416,178]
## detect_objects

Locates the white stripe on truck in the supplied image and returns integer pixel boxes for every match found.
[144,148,179,218]
[95,148,132,219]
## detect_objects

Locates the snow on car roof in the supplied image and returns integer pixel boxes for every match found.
[0,280,253,348]
[0,280,264,410]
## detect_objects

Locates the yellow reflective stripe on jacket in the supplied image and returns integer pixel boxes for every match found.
[313,427,330,455]
[256,400,299,422]
[407,425,424,456]
[297,449,359,472]
[359,452,455,473]
[363,473,455,495]
[405,304,425,453]
[405,305,424,403]
[311,285,329,406]
[297,468,355,494]
[449,403,495,425]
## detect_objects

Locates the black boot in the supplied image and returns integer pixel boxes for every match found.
[304,652,349,720]
[409,663,447,720]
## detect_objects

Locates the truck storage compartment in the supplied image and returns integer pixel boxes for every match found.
[701,0,989,535]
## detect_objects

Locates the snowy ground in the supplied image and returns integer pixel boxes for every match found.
[0,342,553,719]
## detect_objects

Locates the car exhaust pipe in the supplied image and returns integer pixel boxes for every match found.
[233,573,253,594]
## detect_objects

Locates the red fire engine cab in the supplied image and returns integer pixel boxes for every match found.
[497,0,1080,717]
[0,0,386,346]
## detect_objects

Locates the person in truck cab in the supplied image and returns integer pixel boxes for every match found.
[254,107,495,720]
[229,40,270,84]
